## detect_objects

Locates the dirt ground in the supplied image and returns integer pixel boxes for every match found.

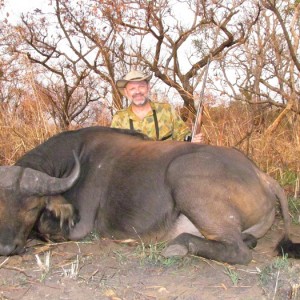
[1,218,300,300]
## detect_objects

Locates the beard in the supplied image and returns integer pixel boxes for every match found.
[131,95,149,107]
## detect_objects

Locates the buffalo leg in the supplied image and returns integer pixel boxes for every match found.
[161,233,252,265]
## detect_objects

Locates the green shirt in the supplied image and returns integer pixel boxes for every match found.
[111,101,191,141]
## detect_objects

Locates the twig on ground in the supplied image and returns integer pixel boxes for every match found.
[0,257,9,268]
[272,270,280,300]
[1,266,32,278]
[190,255,219,270]
[87,269,99,281]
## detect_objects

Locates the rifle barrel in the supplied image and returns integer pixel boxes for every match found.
[191,59,210,140]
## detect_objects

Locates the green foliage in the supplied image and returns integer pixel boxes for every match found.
[259,264,273,286]
[113,250,129,265]
[259,254,289,286]
[81,230,100,242]
[278,170,298,187]
[273,253,289,270]
[288,197,300,224]
[134,242,195,267]
[224,267,240,286]
[135,242,167,265]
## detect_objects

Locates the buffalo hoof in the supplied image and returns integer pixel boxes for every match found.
[242,233,257,249]
[161,244,188,257]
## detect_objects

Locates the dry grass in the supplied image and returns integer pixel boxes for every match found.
[1,96,299,196]
[0,99,58,165]
[201,102,300,193]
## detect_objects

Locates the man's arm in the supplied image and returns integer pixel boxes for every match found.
[170,107,191,141]
[171,107,205,143]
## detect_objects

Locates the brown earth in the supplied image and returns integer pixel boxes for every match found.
[1,219,300,300]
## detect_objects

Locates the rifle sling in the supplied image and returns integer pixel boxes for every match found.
[129,109,171,141]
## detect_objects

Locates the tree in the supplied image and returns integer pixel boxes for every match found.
[4,0,298,131]
[11,0,260,125]
[95,0,260,120]
[12,10,105,129]
[214,0,300,134]
[262,0,300,134]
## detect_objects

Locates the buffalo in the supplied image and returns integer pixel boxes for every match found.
[0,126,299,264]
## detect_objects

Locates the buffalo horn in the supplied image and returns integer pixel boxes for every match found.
[19,150,81,196]
[0,166,24,189]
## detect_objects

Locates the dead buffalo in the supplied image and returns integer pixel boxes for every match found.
[0,126,299,264]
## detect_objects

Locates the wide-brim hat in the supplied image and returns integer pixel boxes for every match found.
[116,70,152,96]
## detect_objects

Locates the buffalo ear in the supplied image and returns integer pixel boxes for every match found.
[44,195,77,229]
[35,196,79,242]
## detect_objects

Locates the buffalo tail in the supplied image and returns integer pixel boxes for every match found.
[276,237,300,259]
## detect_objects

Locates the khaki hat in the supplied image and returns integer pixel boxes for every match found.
[116,70,152,96]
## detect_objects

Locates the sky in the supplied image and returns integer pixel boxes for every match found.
[3,0,46,23]
[3,0,194,24]
[1,0,218,105]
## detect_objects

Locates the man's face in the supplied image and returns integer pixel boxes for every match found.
[124,81,150,107]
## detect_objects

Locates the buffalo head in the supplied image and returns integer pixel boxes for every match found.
[0,153,80,255]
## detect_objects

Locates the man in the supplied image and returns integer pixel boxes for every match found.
[111,70,203,142]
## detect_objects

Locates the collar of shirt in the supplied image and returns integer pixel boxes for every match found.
[127,100,155,121]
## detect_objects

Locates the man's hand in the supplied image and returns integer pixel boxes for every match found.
[191,133,204,144]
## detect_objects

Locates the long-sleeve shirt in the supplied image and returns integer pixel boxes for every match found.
[111,101,191,141]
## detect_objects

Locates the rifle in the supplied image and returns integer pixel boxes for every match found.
[191,59,211,141]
